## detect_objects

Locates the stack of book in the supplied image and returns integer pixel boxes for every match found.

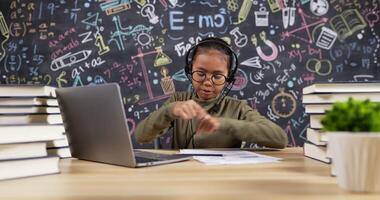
[46,134,71,158]
[302,82,380,175]
[0,85,69,180]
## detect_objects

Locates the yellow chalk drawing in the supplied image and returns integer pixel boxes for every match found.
[0,11,10,62]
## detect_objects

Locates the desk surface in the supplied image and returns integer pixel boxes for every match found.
[0,148,378,200]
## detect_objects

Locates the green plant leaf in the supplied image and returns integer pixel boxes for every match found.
[320,98,380,133]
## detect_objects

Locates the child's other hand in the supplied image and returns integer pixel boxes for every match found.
[171,100,208,120]
[196,114,220,134]
[171,100,220,134]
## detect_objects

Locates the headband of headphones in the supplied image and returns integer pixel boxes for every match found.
[184,37,239,83]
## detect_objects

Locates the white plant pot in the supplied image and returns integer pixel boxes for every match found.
[327,132,380,193]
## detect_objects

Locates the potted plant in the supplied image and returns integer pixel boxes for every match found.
[321,98,380,193]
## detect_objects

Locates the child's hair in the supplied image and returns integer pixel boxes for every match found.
[192,37,232,70]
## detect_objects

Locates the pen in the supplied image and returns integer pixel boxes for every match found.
[182,154,224,157]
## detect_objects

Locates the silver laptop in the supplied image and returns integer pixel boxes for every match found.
[55,83,191,167]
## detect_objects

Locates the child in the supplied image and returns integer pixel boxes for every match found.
[135,37,288,149]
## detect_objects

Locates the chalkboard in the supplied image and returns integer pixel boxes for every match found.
[0,0,379,148]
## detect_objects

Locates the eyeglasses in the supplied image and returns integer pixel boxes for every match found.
[191,71,227,85]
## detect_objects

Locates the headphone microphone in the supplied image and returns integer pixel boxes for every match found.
[209,103,220,114]
[208,78,235,114]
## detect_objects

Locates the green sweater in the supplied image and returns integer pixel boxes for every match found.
[135,91,288,149]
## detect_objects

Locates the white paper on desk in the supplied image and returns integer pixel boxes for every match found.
[179,149,281,165]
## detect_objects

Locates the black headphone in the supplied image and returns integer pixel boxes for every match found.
[184,37,239,83]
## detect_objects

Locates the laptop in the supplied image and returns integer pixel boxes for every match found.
[55,83,191,167]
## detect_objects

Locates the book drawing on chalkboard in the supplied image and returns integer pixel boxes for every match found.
[329,9,367,42]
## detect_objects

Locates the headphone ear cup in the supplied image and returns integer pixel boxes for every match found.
[185,46,196,76]
[185,64,192,81]
[227,51,238,82]
[184,63,190,75]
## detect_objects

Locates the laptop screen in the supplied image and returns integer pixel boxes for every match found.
[56,83,137,167]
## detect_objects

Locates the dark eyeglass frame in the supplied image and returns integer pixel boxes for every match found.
[191,70,228,85]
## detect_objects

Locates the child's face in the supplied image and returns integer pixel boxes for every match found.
[191,49,229,100]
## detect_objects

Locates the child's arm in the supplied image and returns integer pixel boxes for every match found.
[134,98,176,144]
[216,103,288,148]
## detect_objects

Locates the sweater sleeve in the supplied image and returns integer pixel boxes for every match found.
[217,103,288,149]
[134,97,176,144]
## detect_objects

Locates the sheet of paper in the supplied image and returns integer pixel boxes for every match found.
[179,149,281,165]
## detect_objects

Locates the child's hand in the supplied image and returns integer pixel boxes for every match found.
[196,114,220,134]
[172,100,208,120]
[171,100,220,133]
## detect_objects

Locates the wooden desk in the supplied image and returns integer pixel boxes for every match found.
[0,148,378,200]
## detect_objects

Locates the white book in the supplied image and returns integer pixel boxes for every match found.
[0,85,56,97]
[0,114,63,125]
[0,142,47,160]
[0,97,58,106]
[46,135,68,148]
[306,128,328,146]
[0,124,64,144]
[0,106,60,114]
[0,156,60,180]
[302,82,380,94]
[309,114,324,129]
[303,143,330,164]
[47,147,71,158]
[304,104,333,114]
[302,92,380,104]
[331,163,336,177]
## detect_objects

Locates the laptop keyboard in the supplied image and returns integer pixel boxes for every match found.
[134,150,190,163]
[135,156,160,163]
